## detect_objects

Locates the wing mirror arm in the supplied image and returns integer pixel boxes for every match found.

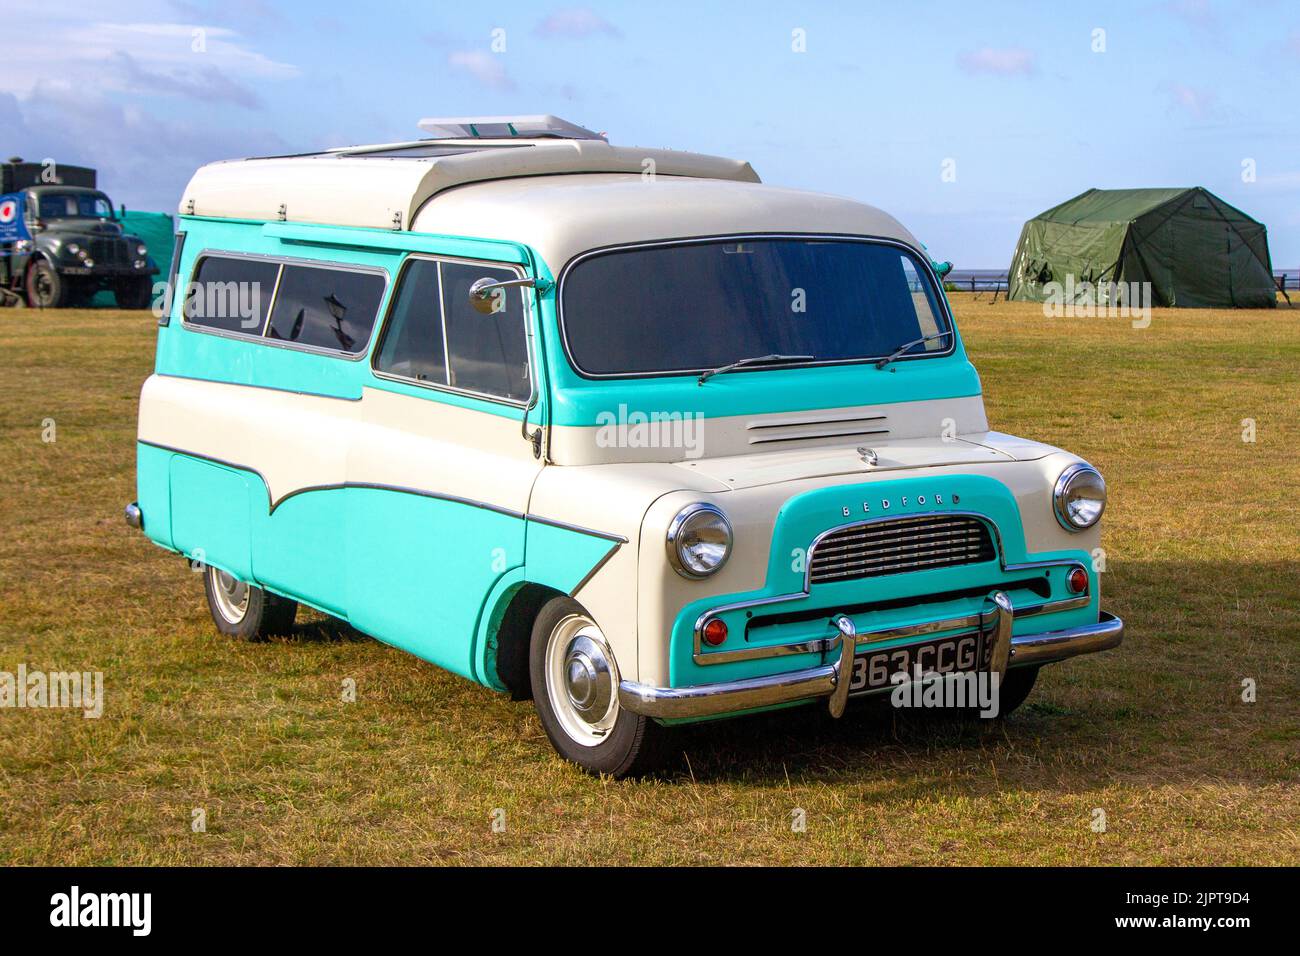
[468,275,552,314]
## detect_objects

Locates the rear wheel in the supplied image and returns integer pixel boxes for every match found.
[529,596,665,777]
[203,564,298,640]
[25,261,67,308]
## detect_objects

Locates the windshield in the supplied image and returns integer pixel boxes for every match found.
[36,192,113,220]
[560,237,951,377]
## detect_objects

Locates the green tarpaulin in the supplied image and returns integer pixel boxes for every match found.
[1007,187,1275,308]
[92,210,175,307]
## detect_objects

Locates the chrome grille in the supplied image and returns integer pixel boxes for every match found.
[809,515,996,584]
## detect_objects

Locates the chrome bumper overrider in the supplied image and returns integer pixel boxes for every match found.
[619,591,1123,720]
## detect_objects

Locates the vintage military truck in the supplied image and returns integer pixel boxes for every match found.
[1,159,158,308]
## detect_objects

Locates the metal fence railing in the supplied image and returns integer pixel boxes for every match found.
[945,269,1297,304]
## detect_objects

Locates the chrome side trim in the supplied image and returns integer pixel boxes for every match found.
[622,610,1123,721]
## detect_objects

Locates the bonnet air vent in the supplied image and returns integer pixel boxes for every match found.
[746,412,889,445]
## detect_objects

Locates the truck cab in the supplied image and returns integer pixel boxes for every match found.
[1,160,158,308]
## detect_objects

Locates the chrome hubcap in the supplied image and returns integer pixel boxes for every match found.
[209,567,250,623]
[545,615,619,747]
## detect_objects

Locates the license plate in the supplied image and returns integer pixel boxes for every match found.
[847,631,989,693]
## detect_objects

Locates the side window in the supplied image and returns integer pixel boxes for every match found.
[439,261,531,401]
[266,264,385,354]
[374,259,448,383]
[186,255,278,334]
[375,258,531,403]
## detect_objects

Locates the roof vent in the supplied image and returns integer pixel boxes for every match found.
[416,114,607,142]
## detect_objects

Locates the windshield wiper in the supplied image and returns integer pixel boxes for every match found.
[874,330,953,369]
[697,353,814,385]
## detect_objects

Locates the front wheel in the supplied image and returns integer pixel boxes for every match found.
[203,564,298,640]
[114,277,154,310]
[995,665,1040,717]
[529,597,666,777]
[25,261,67,308]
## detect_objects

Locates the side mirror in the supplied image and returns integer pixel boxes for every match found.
[468,276,544,314]
[933,260,954,279]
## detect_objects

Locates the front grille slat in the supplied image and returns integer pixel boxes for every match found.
[809,515,995,584]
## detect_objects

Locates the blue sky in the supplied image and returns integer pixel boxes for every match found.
[3,0,1298,268]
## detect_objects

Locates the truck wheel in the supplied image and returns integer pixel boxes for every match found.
[25,261,67,308]
[114,277,153,310]
[203,565,298,640]
[529,596,666,777]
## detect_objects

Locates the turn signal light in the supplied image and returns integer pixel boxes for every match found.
[1067,567,1089,595]
[702,619,729,646]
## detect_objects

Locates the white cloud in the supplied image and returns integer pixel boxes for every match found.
[957,47,1036,76]
[0,19,296,99]
[534,7,621,39]
[447,50,515,91]
[1167,83,1215,118]
[1160,0,1218,31]
[1,85,290,212]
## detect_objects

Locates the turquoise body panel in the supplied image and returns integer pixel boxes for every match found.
[139,216,613,686]
[669,474,1097,689]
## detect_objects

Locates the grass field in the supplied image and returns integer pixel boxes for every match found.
[1,294,1297,865]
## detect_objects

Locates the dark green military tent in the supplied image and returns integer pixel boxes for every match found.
[1008,187,1275,308]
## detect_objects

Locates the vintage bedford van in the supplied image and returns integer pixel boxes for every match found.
[129,115,1122,776]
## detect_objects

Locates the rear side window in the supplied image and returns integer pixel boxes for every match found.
[266,264,385,354]
[375,258,531,403]
[186,255,277,334]
[184,254,386,355]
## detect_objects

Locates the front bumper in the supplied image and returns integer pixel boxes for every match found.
[619,592,1123,720]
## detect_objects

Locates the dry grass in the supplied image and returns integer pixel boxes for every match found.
[0,295,1297,865]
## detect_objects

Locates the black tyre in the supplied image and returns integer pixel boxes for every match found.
[529,596,665,777]
[114,277,153,310]
[995,665,1040,717]
[25,261,67,308]
[203,564,298,640]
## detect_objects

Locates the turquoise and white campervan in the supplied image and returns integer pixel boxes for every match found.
[129,115,1122,776]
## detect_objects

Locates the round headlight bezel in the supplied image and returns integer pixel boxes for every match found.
[1053,463,1106,531]
[666,503,733,579]
[137,243,148,257]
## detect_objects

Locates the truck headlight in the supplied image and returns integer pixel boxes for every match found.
[666,503,732,578]
[1053,463,1106,530]
[66,243,81,255]
[137,243,148,256]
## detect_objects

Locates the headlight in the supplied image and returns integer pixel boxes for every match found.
[66,243,80,255]
[1053,463,1106,530]
[666,503,732,578]
[137,243,148,256]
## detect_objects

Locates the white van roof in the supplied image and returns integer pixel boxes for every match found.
[179,136,759,230]
[411,173,922,272]
[178,118,921,267]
